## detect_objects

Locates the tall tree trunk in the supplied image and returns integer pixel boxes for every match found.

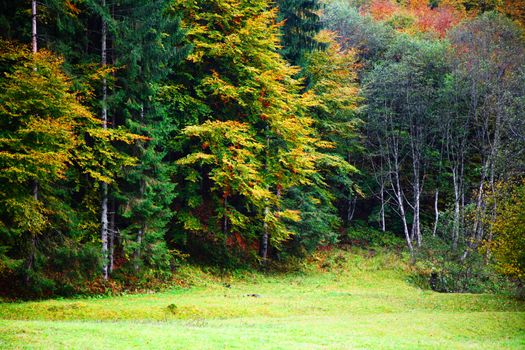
[134,104,146,273]
[26,0,38,284]
[101,183,109,279]
[347,197,356,224]
[108,1,117,275]
[380,181,386,232]
[109,198,116,273]
[463,170,486,261]
[484,90,503,262]
[412,179,421,247]
[32,1,37,54]
[100,0,109,280]
[432,189,439,237]
[396,186,412,254]
[134,225,145,272]
[391,157,413,254]
[410,128,422,248]
[452,169,461,249]
[346,152,356,225]
[473,165,487,242]
[31,0,38,205]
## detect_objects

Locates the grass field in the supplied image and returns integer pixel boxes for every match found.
[1,248,524,349]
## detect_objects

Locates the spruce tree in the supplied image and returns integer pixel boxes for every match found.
[112,0,188,273]
[277,0,325,66]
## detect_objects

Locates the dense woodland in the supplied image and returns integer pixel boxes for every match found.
[0,0,524,298]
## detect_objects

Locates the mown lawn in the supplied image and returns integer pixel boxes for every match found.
[1,249,524,349]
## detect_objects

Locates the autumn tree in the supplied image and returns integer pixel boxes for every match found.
[172,0,345,262]
[287,30,361,251]
[448,12,525,258]
[485,180,525,283]
[0,45,87,267]
[0,42,136,290]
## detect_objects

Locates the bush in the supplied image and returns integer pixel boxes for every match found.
[2,238,102,299]
[411,235,514,294]
[343,222,404,248]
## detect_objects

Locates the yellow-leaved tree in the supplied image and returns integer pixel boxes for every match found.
[0,41,138,281]
[485,180,525,283]
[172,0,350,262]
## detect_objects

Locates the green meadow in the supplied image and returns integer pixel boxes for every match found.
[1,249,524,349]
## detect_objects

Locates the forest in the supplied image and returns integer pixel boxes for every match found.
[0,0,524,302]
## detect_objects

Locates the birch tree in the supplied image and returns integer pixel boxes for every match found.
[364,36,447,252]
[448,12,525,257]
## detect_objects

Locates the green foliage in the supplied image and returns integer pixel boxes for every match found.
[0,238,101,299]
[485,180,525,280]
[172,0,348,260]
[0,0,523,302]
[0,42,93,238]
[344,223,404,248]
[277,0,326,66]
[284,31,361,252]
[322,2,395,64]
[412,235,514,294]
[0,40,139,294]
[110,0,189,273]
[282,187,340,253]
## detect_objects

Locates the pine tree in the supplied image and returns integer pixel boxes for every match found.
[277,0,325,66]
[112,0,189,273]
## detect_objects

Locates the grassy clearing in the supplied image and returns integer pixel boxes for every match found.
[1,248,524,349]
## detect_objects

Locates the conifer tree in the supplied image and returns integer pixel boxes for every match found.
[286,31,361,252]
[112,0,189,272]
[277,0,325,66]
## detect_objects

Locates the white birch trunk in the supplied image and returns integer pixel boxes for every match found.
[100,0,109,280]
[32,1,37,54]
[432,189,439,237]
[392,157,413,254]
[380,181,386,232]
[27,0,39,281]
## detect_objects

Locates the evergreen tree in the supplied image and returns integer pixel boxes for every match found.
[277,0,325,66]
[112,0,189,273]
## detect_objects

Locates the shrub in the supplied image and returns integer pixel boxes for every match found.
[343,222,404,248]
[412,235,514,294]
